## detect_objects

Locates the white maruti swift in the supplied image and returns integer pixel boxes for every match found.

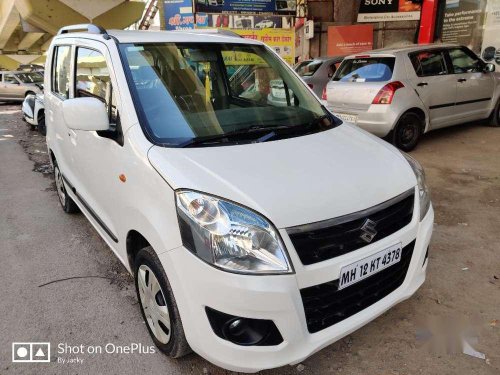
[45,24,434,372]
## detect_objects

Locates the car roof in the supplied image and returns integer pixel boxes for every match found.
[55,29,264,46]
[343,43,462,58]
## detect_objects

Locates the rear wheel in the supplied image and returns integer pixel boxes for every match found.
[392,112,423,151]
[134,246,191,358]
[54,163,79,213]
[37,112,46,136]
[489,98,500,127]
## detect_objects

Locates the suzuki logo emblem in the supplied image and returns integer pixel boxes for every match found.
[360,219,377,243]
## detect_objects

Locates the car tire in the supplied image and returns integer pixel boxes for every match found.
[134,246,191,358]
[392,112,423,152]
[38,113,46,136]
[489,98,500,127]
[54,162,79,213]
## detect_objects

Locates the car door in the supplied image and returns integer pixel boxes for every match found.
[45,44,78,184]
[3,73,24,99]
[69,43,125,244]
[407,49,459,129]
[446,46,496,122]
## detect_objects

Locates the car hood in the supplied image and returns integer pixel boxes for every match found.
[148,124,416,229]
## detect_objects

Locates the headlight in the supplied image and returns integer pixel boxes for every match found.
[402,153,431,220]
[176,190,292,274]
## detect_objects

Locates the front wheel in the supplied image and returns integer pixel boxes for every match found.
[54,163,79,213]
[134,246,191,358]
[392,112,423,152]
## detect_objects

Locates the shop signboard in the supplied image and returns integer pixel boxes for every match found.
[194,0,296,15]
[232,29,295,65]
[163,0,194,30]
[357,0,421,22]
[327,25,374,56]
[440,0,487,53]
[481,0,500,66]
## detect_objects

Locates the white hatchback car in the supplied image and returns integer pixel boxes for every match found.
[325,44,500,151]
[45,25,433,372]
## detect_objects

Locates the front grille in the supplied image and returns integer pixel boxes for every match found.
[300,240,415,333]
[287,189,414,265]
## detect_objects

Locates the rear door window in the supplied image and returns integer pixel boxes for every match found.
[409,50,448,77]
[295,60,323,77]
[4,74,18,84]
[52,45,72,99]
[333,57,395,82]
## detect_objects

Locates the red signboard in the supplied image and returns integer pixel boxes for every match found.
[327,25,374,56]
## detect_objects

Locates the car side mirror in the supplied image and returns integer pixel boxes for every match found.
[484,63,495,73]
[62,97,110,131]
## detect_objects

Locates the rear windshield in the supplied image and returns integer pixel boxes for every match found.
[295,60,323,77]
[333,57,395,82]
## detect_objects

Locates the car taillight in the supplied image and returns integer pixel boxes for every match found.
[322,86,327,101]
[372,81,404,105]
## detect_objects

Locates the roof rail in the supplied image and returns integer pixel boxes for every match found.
[171,29,243,38]
[57,24,110,39]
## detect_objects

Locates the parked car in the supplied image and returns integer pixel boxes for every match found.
[294,56,344,97]
[22,93,45,135]
[325,44,500,151]
[46,24,433,373]
[0,70,42,102]
[18,63,44,77]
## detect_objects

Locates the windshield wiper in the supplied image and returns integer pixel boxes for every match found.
[178,125,295,148]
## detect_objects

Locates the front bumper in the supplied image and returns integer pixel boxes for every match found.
[159,205,434,372]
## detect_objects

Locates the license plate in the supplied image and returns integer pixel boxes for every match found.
[338,243,402,290]
[334,112,358,123]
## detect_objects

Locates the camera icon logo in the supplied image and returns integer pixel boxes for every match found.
[12,342,50,363]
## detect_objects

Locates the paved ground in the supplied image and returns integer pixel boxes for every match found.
[0,102,499,375]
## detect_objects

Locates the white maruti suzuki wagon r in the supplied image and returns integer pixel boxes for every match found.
[45,25,433,372]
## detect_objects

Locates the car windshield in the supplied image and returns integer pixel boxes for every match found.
[16,72,43,83]
[295,60,323,77]
[120,42,334,147]
[333,57,395,82]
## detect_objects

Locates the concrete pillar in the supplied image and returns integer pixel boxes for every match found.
[0,0,19,49]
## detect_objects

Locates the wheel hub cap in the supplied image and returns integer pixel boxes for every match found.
[54,167,66,205]
[138,265,171,344]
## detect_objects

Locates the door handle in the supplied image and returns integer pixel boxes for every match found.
[458,78,467,83]
[417,82,428,87]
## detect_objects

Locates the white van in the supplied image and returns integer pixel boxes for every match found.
[45,24,433,372]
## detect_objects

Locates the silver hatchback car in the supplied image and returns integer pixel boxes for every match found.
[325,44,500,150]
[0,70,43,102]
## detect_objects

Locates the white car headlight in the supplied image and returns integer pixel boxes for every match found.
[402,153,431,221]
[176,190,292,274]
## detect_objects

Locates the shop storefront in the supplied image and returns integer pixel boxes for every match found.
[161,0,297,65]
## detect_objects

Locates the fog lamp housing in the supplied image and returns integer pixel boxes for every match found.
[205,307,283,346]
